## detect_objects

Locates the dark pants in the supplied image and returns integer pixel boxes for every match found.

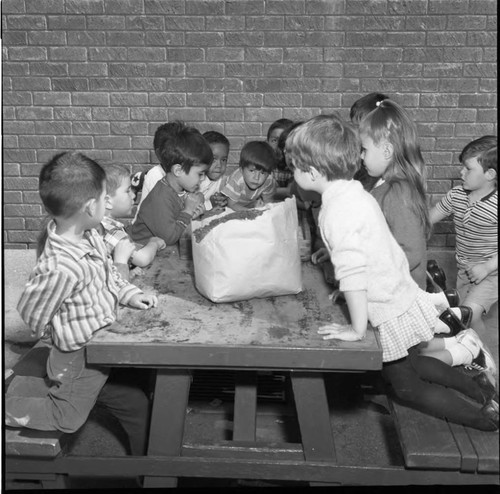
[382,345,495,431]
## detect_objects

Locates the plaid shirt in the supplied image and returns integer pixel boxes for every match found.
[17,220,143,351]
[101,215,131,257]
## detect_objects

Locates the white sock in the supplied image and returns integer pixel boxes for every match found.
[442,336,458,350]
[427,291,449,312]
[448,343,473,366]
[434,318,451,334]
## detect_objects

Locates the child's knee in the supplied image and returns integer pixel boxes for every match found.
[52,406,89,433]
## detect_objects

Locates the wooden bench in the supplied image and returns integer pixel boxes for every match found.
[5,341,69,489]
[388,396,499,478]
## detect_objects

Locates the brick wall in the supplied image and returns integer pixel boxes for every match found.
[2,0,497,249]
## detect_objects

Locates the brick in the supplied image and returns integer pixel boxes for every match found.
[403,47,443,63]
[246,15,284,30]
[17,107,53,120]
[185,32,224,47]
[226,32,264,46]
[324,78,359,92]
[2,32,28,45]
[426,180,454,194]
[243,79,284,92]
[324,48,363,62]
[206,108,244,121]
[206,16,245,31]
[477,109,498,123]
[435,138,473,151]
[1,0,26,13]
[346,0,387,14]
[225,122,262,135]
[109,62,147,76]
[429,0,469,14]
[226,0,265,15]
[33,92,71,106]
[3,163,20,176]
[90,78,128,91]
[264,63,302,77]
[131,107,169,120]
[284,107,319,121]
[69,62,107,77]
[244,108,283,122]
[419,137,436,151]
[47,15,87,30]
[20,163,44,177]
[427,32,467,46]
[3,92,33,105]
[3,178,40,192]
[94,136,132,149]
[264,32,306,46]
[226,63,264,77]
[111,150,150,163]
[53,78,90,91]
[8,47,47,61]
[469,0,497,14]
[186,63,224,77]
[246,48,283,62]
[128,78,166,91]
[8,231,40,243]
[365,16,405,30]
[439,78,479,92]
[2,62,30,76]
[18,135,57,149]
[432,164,463,178]
[406,108,439,122]
[417,123,454,137]
[325,15,364,31]
[225,93,263,107]
[263,93,302,107]
[6,15,47,30]
[447,15,487,30]
[87,16,125,30]
[34,121,72,134]
[464,63,496,77]
[92,108,129,120]
[146,63,185,77]
[167,48,204,62]
[107,32,145,45]
[421,93,459,107]
[282,78,322,91]
[346,32,386,47]
[344,63,382,78]
[168,78,205,92]
[128,48,166,62]
[26,218,45,230]
[266,0,305,14]
[164,16,205,30]
[31,62,68,76]
[386,32,425,46]
[285,15,324,30]
[72,122,110,135]
[104,0,144,14]
[458,93,497,107]
[467,31,497,47]
[284,48,321,62]
[364,48,403,62]
[49,47,87,61]
[149,93,187,107]
[424,154,455,167]
[89,47,127,61]
[307,0,344,14]
[131,136,154,150]
[3,220,26,231]
[455,123,495,137]
[438,109,477,122]
[306,31,344,46]
[144,0,185,14]
[28,31,67,45]
[443,47,483,63]
[423,63,462,77]
[66,0,105,14]
[55,136,94,148]
[12,77,51,91]
[110,93,148,106]
[303,93,341,107]
[3,135,19,148]
[68,31,106,46]
[383,63,422,77]
[207,48,244,62]
[3,105,15,119]
[187,93,224,107]
[404,16,447,31]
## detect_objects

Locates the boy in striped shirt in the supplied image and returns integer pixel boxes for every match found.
[6,152,157,456]
[430,136,497,335]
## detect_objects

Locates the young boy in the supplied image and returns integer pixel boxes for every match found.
[201,130,230,210]
[430,136,498,334]
[5,152,157,455]
[101,164,165,280]
[221,141,277,211]
[127,121,212,245]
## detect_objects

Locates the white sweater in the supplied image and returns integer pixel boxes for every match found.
[319,180,419,327]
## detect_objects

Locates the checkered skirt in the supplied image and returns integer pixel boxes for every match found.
[378,290,438,363]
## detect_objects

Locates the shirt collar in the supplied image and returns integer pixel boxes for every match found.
[101,215,125,230]
[46,220,101,261]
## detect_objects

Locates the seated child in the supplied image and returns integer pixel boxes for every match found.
[430,136,498,335]
[127,121,212,245]
[221,141,277,211]
[101,164,165,280]
[5,152,158,455]
[200,130,230,211]
[266,118,294,191]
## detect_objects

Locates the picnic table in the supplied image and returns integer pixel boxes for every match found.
[86,247,383,486]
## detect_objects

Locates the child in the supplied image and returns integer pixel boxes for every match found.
[430,136,498,335]
[127,121,212,245]
[285,114,498,431]
[358,98,429,290]
[101,164,165,280]
[5,152,158,455]
[267,118,294,151]
[221,141,277,211]
[200,130,230,210]
[267,118,294,192]
[350,92,389,192]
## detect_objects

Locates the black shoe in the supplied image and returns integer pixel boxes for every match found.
[438,308,466,337]
[473,371,499,405]
[480,398,499,430]
[427,260,447,292]
[456,305,473,328]
[444,289,460,307]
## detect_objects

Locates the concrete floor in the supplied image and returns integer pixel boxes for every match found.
[3,248,498,488]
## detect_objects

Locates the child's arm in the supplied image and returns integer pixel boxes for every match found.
[226,197,250,211]
[466,253,498,284]
[130,237,166,267]
[429,205,448,225]
[112,237,136,281]
[317,289,368,341]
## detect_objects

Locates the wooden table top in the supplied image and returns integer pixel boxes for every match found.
[87,248,382,371]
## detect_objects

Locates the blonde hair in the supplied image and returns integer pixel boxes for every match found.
[285,113,360,181]
[359,100,431,237]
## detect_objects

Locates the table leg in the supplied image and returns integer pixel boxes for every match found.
[290,372,336,462]
[143,369,191,488]
[233,371,258,442]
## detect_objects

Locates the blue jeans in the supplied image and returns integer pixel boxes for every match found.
[6,345,150,455]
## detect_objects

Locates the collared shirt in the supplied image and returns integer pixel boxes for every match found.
[434,186,497,268]
[221,168,276,208]
[17,220,143,351]
[100,215,130,257]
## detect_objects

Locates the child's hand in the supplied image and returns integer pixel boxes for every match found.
[210,192,228,208]
[148,236,166,251]
[130,266,144,279]
[114,238,136,264]
[128,293,158,310]
[317,323,364,341]
[184,192,205,215]
[192,202,206,220]
[465,263,488,285]
[311,247,330,264]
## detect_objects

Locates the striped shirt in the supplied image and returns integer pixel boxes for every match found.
[434,186,497,268]
[17,220,143,352]
[221,168,276,208]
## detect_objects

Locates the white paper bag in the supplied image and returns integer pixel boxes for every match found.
[192,197,302,303]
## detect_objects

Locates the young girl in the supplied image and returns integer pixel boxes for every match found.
[285,114,498,432]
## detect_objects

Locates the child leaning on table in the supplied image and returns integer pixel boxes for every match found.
[285,114,498,431]
[100,164,165,280]
[221,140,277,211]
[430,136,498,335]
[127,121,212,245]
[5,152,158,455]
